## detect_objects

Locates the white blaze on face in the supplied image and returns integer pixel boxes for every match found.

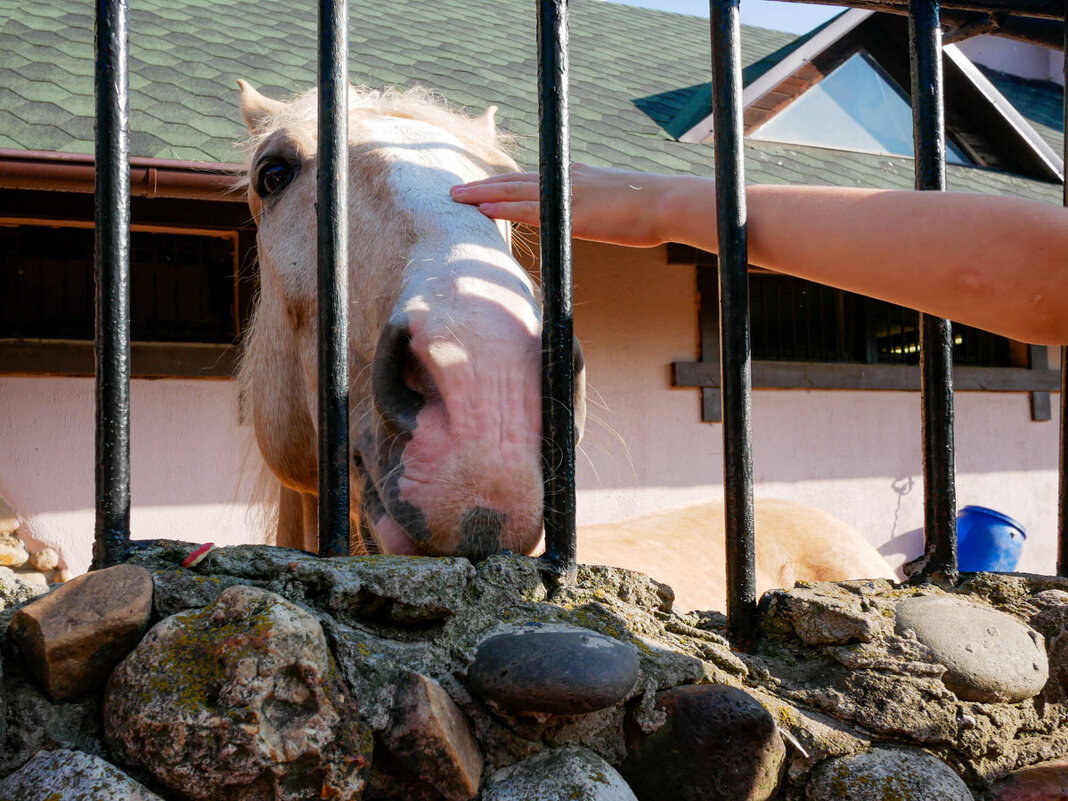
[363,115,544,556]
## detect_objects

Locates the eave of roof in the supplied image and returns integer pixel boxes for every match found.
[0,149,244,200]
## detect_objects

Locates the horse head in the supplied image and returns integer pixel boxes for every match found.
[237,80,584,560]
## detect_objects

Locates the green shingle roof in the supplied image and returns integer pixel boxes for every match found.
[0,0,1062,205]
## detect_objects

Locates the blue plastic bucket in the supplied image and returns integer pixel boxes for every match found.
[956,505,1026,572]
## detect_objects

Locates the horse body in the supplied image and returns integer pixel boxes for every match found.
[237,81,895,609]
[578,499,898,612]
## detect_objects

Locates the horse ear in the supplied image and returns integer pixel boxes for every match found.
[238,79,284,131]
[475,105,498,138]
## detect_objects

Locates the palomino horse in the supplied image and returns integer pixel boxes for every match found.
[237,81,895,608]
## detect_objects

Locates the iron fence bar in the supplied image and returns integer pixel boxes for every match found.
[537,0,577,583]
[92,0,131,570]
[710,0,758,647]
[911,0,959,582]
[316,0,350,557]
[1058,9,1067,577]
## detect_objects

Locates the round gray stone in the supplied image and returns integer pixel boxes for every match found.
[0,748,165,801]
[895,595,1048,702]
[469,627,640,714]
[806,746,971,801]
[482,747,638,801]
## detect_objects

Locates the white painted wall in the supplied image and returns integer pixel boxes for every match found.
[0,242,1060,578]
[958,35,1065,86]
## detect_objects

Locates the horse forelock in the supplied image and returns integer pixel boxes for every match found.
[234,84,516,192]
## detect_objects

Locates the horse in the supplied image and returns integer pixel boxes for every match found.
[236,81,895,609]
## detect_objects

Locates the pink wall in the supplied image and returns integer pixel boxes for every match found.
[571,241,1060,575]
[0,241,1060,577]
[0,377,270,574]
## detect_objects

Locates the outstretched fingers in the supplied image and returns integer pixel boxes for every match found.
[451,174,542,226]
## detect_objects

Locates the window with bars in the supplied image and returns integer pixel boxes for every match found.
[748,273,1016,367]
[0,224,239,345]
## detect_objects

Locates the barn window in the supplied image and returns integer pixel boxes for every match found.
[0,219,251,377]
[670,250,1058,423]
[747,273,1012,367]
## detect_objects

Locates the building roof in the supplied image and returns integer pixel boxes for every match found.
[0,0,1062,204]
[978,65,1065,160]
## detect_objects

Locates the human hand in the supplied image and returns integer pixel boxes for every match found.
[450,163,680,248]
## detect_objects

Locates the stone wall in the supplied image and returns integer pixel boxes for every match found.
[0,542,1065,800]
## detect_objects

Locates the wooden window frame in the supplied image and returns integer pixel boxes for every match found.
[668,247,1060,422]
[0,188,255,379]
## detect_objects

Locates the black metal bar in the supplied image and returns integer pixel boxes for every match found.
[1058,10,1067,577]
[710,0,757,647]
[537,0,577,584]
[911,0,958,583]
[92,0,131,570]
[316,0,350,557]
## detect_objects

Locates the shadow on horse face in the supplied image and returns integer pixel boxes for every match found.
[237,80,585,559]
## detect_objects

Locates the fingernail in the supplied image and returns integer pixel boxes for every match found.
[450,185,466,196]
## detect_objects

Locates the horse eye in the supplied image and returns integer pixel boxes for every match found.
[255,159,296,198]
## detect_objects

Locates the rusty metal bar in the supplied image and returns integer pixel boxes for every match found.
[92,0,131,570]
[710,0,758,647]
[316,0,350,557]
[911,0,959,583]
[538,0,578,584]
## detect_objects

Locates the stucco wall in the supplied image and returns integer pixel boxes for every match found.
[570,241,1060,576]
[0,377,270,574]
[0,240,1061,577]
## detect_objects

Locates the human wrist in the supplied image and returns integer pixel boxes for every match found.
[654,175,715,247]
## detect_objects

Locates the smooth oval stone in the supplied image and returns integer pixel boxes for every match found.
[895,595,1048,703]
[469,628,639,714]
[806,746,971,801]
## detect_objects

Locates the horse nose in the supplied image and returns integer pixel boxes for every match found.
[372,319,434,438]
[456,506,506,561]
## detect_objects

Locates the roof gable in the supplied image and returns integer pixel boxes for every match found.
[677,8,1063,182]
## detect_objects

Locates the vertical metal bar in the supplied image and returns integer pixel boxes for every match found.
[710,0,757,647]
[537,0,577,583]
[1058,10,1067,577]
[317,0,350,557]
[910,0,957,583]
[92,0,131,570]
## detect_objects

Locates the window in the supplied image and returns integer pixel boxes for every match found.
[749,274,1012,367]
[749,51,971,165]
[669,250,1056,423]
[0,215,252,379]
[1,223,239,344]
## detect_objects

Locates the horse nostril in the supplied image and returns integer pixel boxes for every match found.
[457,506,506,562]
[372,320,427,437]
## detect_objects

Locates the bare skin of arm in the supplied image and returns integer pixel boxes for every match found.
[451,165,1068,345]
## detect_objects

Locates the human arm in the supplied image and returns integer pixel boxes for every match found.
[451,165,1068,345]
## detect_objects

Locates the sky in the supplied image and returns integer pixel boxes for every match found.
[605,0,846,34]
